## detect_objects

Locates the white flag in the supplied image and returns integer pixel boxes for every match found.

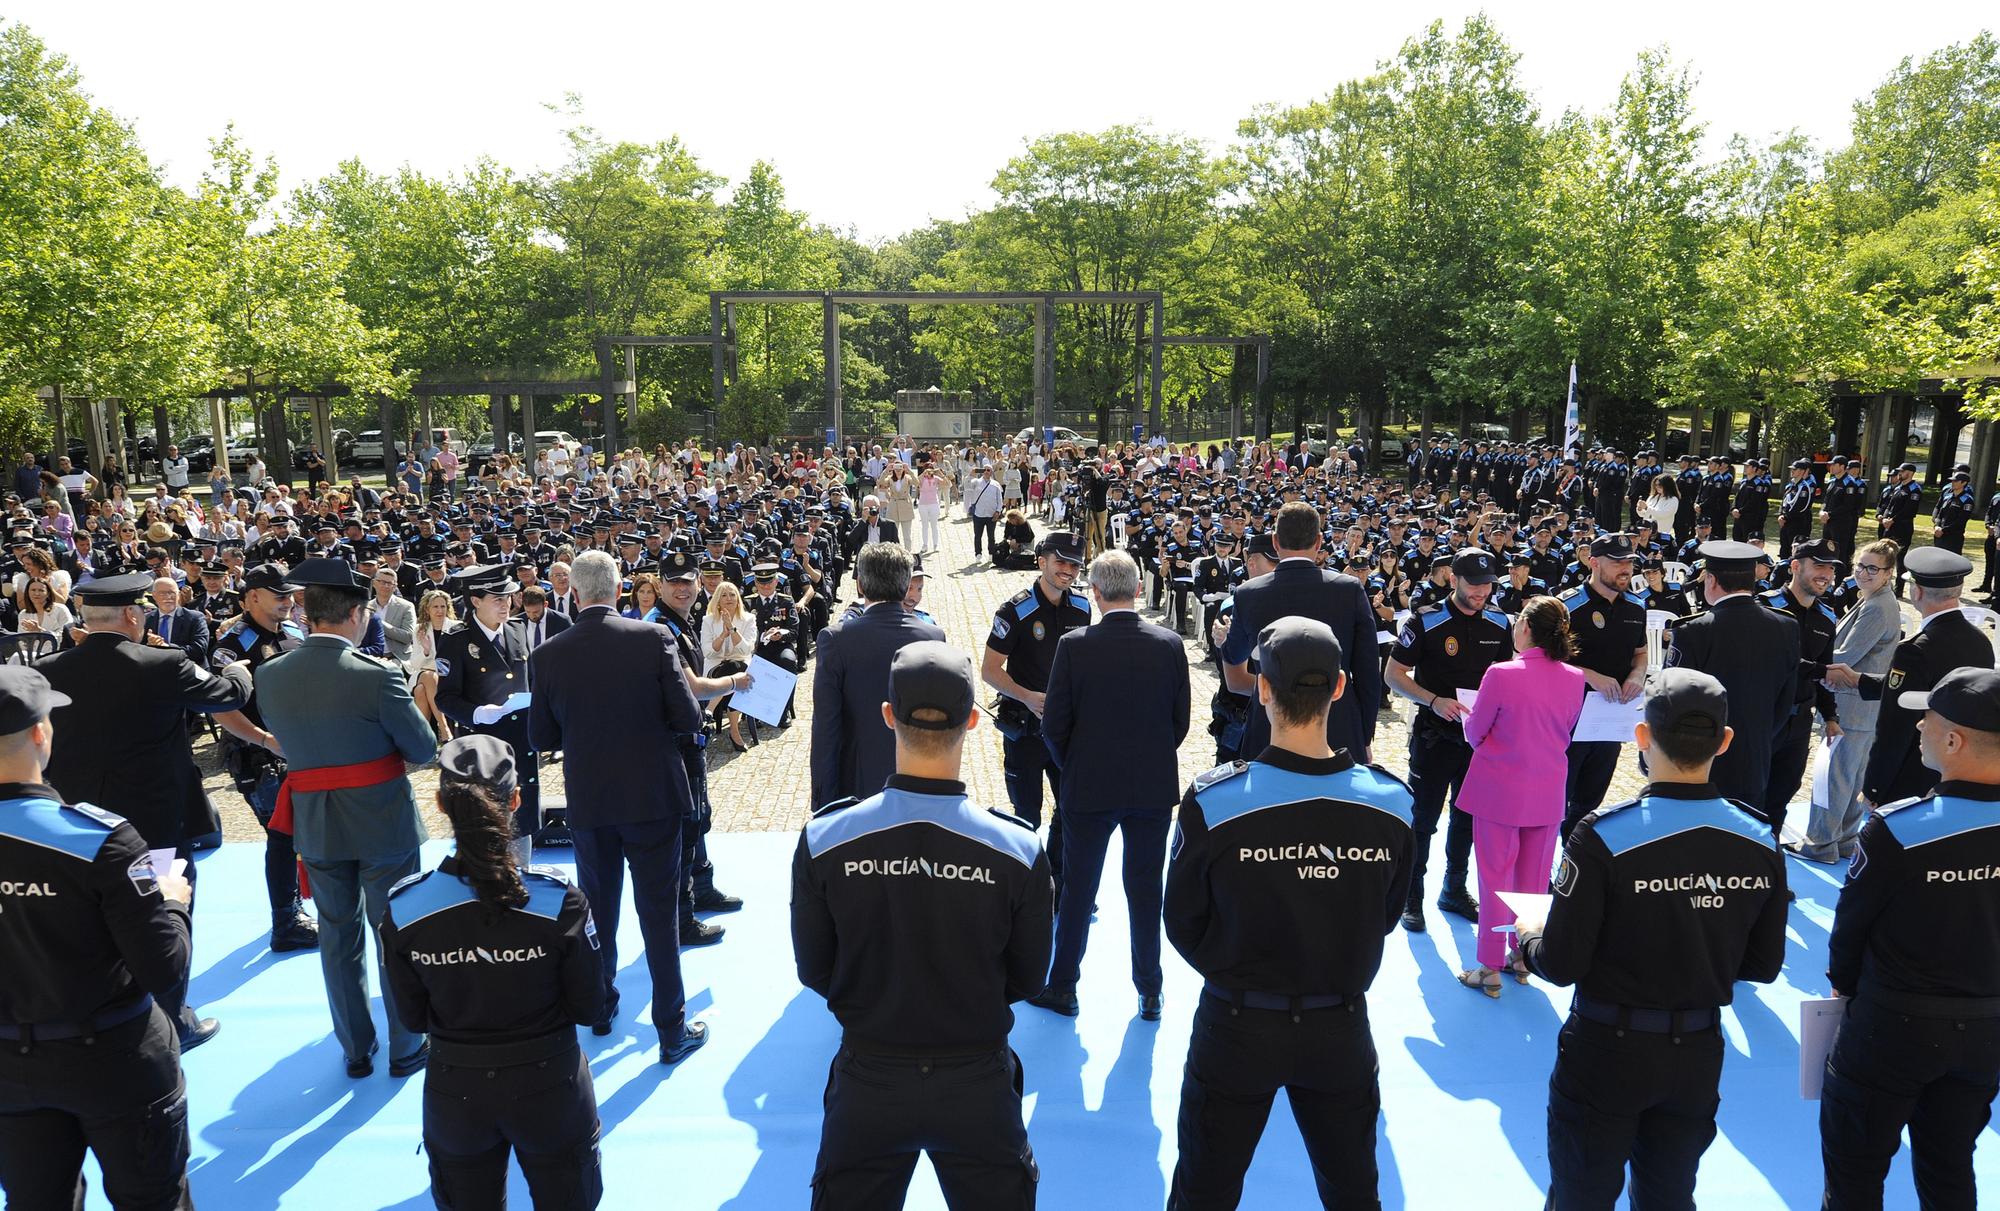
[1564,362,1581,459]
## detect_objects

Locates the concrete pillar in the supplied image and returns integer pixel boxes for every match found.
[489,394,508,463]
[418,396,435,464]
[208,398,230,485]
[709,296,727,425]
[1032,297,1051,442]
[1254,339,1271,443]
[1149,300,1164,439]
[521,393,538,472]
[823,294,842,452]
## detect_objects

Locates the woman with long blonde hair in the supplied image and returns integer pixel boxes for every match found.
[700,581,757,750]
[408,590,460,741]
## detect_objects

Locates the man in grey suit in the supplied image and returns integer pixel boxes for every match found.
[368,566,417,665]
[1793,540,1903,862]
[1032,550,1189,1019]
[810,543,946,809]
[529,550,712,1064]
[257,558,438,1079]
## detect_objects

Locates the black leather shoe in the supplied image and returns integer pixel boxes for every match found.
[345,1042,378,1079]
[660,1020,709,1064]
[270,913,320,953]
[680,918,726,947]
[1139,994,1164,1021]
[591,1005,619,1037]
[1436,889,1480,923]
[389,1041,429,1078]
[1028,988,1080,1017]
[691,880,744,913]
[1400,906,1427,933]
[178,1018,222,1053]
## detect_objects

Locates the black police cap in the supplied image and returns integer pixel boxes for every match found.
[450,564,518,596]
[241,563,300,593]
[1645,667,1728,739]
[889,640,975,730]
[290,558,370,592]
[1898,666,2000,732]
[1589,533,1638,562]
[70,572,154,606]
[0,665,69,733]
[1790,539,1839,565]
[1451,549,1499,584]
[1255,617,1342,691]
[660,550,698,581]
[438,734,518,796]
[1035,532,1085,564]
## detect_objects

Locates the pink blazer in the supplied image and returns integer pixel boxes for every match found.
[1457,648,1588,827]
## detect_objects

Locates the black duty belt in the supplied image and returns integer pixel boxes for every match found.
[430,1030,577,1068]
[0,995,154,1045]
[1573,994,1717,1034]
[1203,982,1351,1015]
[1865,988,2000,1019]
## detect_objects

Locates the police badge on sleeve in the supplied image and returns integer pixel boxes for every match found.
[127,855,160,897]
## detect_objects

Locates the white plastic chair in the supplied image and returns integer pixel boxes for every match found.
[1900,599,1924,637]
[1645,609,1677,670]
[1109,513,1129,548]
[1961,605,2000,652]
[1663,561,1692,584]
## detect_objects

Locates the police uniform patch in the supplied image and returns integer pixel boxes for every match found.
[991,616,1010,640]
[127,856,159,897]
[1032,620,1046,641]
[1553,855,1579,896]
[1398,625,1415,647]
[1444,636,1459,656]
[1592,614,1604,628]
[434,657,451,677]
[1847,845,1868,880]
[1888,668,1905,691]
[583,909,600,950]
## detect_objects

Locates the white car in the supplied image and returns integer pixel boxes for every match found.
[1012,426,1084,446]
[352,430,388,466]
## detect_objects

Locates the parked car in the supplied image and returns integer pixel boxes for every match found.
[226,438,263,474]
[391,428,461,462]
[178,434,214,473]
[468,432,523,475]
[1374,435,1407,463]
[352,430,388,466]
[1011,426,1084,447]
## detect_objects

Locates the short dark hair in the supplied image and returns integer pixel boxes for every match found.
[856,543,912,603]
[1267,672,1338,728]
[1273,503,1321,552]
[1650,723,1725,769]
[1707,565,1758,594]
[302,585,366,627]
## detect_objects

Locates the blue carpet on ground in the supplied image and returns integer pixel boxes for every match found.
[76,830,1977,1209]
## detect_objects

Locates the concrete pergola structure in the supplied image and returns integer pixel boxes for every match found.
[1161,334,1272,442]
[693,290,1168,451]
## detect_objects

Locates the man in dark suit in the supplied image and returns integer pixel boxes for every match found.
[1826,547,1995,806]
[529,549,710,1065]
[1666,541,1802,811]
[810,543,945,809]
[1032,550,1189,1019]
[1220,504,1380,762]
[40,573,261,1049]
[844,495,900,557]
[141,576,211,666]
[518,585,571,652]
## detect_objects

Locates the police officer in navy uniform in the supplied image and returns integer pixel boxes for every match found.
[0,666,199,1210]
[1932,467,1975,555]
[981,531,1092,889]
[1819,455,1868,562]
[1824,547,1996,810]
[1820,667,2000,1209]
[1759,539,1842,827]
[1514,668,1787,1210]
[1879,462,1924,589]
[748,561,802,726]
[1163,618,1414,1209]
[1385,547,1514,931]
[792,642,1053,1210]
[656,550,747,946]
[434,565,540,859]
[1778,458,1819,558]
[212,562,320,952]
[382,736,606,1210]
[1559,534,1651,839]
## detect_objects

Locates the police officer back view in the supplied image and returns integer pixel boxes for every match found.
[383,737,606,1210]
[1163,618,1414,1210]
[792,642,1053,1210]
[1515,668,1787,1210]
[1819,667,2000,1209]
[0,667,199,1210]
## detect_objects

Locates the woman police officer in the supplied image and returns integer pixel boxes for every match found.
[382,735,606,1208]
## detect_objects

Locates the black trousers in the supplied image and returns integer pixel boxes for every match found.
[1404,728,1473,905]
[425,1044,601,1210]
[1763,710,1813,828]
[812,1047,1036,1211]
[160,842,200,1039]
[1732,513,1767,542]
[1545,1013,1722,1211]
[1982,530,1998,593]
[245,766,302,918]
[1046,806,1170,996]
[1168,993,1381,1210]
[1779,515,1813,558]
[1562,742,1624,842]
[1936,529,1967,555]
[972,514,998,555]
[678,743,716,923]
[1826,519,1861,564]
[1002,732,1064,889]
[0,1007,191,1211]
[571,817,685,1040]
[1820,997,2000,1211]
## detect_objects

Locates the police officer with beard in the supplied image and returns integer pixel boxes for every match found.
[0,667,199,1210]
[1759,540,1841,826]
[1164,618,1414,1209]
[656,551,747,946]
[792,642,1053,1210]
[982,531,1091,890]
[1820,667,2000,1210]
[383,736,606,1209]
[1515,668,1787,1210]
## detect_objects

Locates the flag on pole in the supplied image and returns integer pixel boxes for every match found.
[1563,362,1580,459]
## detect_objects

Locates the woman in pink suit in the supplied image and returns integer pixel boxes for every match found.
[1455,597,1587,996]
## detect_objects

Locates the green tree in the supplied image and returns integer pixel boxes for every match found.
[1827,33,2000,234]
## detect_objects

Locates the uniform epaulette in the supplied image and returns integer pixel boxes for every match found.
[524,864,574,887]
[1817,601,1838,625]
[1622,591,1647,608]
[1875,795,1927,817]
[986,807,1038,832]
[1363,762,1414,795]
[1560,587,1589,608]
[63,802,125,831]
[1762,589,1790,609]
[812,796,861,818]
[1004,587,1034,607]
[1585,796,1639,823]
[387,869,431,898]
[1192,760,1248,793]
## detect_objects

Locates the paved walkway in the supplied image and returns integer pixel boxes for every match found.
[199,507,1858,843]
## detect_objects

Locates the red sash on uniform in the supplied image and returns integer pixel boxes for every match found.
[269,752,410,898]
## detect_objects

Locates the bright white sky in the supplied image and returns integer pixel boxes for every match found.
[16,0,1995,243]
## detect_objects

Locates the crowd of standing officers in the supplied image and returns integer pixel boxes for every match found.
[2,427,1999,1210]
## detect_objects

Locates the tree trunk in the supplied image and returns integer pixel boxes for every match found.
[1687,406,1705,460]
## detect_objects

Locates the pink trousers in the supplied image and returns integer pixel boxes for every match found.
[1472,816,1560,971]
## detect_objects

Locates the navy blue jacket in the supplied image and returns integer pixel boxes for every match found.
[1221,559,1381,759]
[809,602,947,809]
[1042,610,1190,811]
